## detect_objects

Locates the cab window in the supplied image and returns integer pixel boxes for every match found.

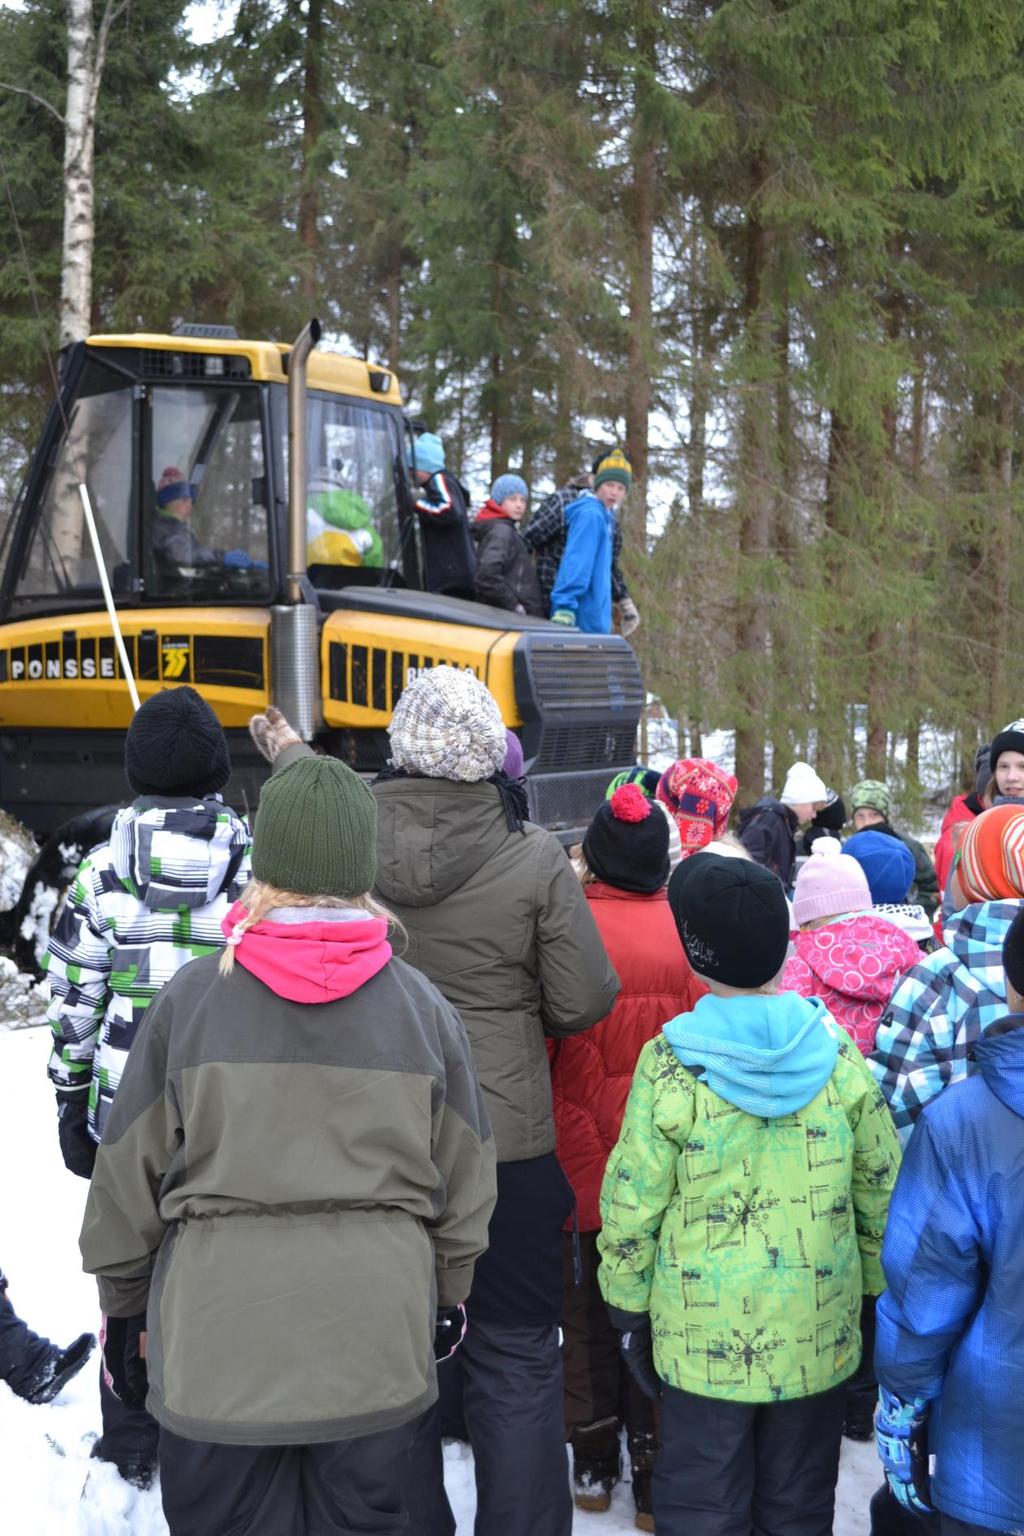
[146,384,269,598]
[10,360,134,614]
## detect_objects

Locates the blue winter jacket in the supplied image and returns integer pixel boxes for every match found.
[548,492,612,633]
[875,1018,1024,1532]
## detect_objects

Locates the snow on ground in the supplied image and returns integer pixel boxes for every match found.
[0,1023,880,1534]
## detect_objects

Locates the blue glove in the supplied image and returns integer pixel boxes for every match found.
[550,609,576,626]
[223,549,268,570]
[876,1386,933,1515]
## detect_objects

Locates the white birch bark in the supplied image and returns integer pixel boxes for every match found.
[60,0,124,347]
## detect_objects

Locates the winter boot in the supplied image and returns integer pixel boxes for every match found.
[628,1427,659,1533]
[571,1415,621,1513]
[14,1332,95,1406]
[89,1439,157,1491]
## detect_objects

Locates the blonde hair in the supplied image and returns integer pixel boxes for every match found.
[569,842,597,886]
[219,879,402,976]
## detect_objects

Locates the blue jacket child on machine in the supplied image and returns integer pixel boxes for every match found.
[874,903,1024,1533]
[550,449,631,634]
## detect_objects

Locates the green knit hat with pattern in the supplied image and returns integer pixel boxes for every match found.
[252,754,377,898]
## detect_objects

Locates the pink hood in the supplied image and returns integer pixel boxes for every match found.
[222,902,392,1003]
[782,913,921,1054]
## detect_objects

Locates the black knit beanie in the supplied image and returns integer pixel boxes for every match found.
[667,853,790,989]
[583,783,669,894]
[812,793,846,834]
[991,721,1024,775]
[1003,907,1024,998]
[125,687,232,797]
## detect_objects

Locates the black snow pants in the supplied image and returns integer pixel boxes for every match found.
[158,1414,423,1536]
[437,1152,574,1536]
[0,1290,51,1395]
[93,1357,160,1477]
[560,1228,657,1443]
[654,1380,847,1536]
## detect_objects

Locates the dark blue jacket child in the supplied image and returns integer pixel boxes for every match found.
[875,906,1024,1533]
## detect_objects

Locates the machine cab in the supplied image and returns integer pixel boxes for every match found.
[0,326,417,623]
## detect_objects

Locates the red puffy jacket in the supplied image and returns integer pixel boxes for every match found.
[550,882,705,1231]
[781,913,921,1055]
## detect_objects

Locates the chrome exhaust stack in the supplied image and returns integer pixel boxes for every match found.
[272,319,323,741]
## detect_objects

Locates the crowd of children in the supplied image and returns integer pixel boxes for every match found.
[6,684,1024,1536]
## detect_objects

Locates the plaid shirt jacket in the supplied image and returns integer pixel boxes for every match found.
[522,487,629,608]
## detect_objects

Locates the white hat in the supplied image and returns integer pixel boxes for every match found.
[780,761,828,808]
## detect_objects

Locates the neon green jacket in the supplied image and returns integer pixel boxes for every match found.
[598,1001,900,1403]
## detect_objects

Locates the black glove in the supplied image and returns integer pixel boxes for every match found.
[609,1307,661,1402]
[101,1313,149,1408]
[433,1304,467,1363]
[57,1094,98,1180]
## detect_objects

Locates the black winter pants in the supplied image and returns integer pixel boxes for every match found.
[560,1228,656,1443]
[654,1380,846,1536]
[94,1357,160,1475]
[438,1153,574,1536]
[158,1416,420,1536]
[0,1292,51,1394]
[869,1484,941,1536]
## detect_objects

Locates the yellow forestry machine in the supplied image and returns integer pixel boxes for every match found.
[0,321,643,960]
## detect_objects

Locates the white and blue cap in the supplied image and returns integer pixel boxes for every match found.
[491,473,528,504]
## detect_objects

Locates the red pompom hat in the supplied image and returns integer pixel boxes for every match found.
[656,758,738,859]
[582,783,670,893]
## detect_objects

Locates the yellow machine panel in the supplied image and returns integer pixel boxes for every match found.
[0,610,271,729]
[321,610,522,729]
[88,333,403,404]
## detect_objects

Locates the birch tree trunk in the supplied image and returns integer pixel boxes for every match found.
[60,0,122,347]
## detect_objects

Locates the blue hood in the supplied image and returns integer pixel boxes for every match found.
[974,1018,1024,1120]
[663,991,840,1118]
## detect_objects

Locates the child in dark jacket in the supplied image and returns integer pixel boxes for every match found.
[738,760,829,888]
[411,432,476,598]
[599,852,900,1536]
[472,474,545,616]
[874,904,1024,1533]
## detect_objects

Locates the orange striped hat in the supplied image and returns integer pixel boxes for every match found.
[957,805,1024,903]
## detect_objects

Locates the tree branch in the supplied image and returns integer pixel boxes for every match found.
[95,0,130,80]
[0,81,66,127]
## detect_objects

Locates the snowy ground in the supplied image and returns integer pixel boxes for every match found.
[0,1023,879,1534]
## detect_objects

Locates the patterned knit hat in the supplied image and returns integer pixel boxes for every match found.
[656,759,738,859]
[844,829,915,904]
[849,779,891,819]
[388,666,506,783]
[957,805,1024,903]
[792,837,872,926]
[252,753,377,898]
[583,783,669,894]
[593,448,632,492]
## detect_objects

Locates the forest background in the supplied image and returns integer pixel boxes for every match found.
[1,0,1024,809]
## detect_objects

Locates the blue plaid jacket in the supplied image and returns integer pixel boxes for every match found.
[868,901,1022,1142]
[876,1021,1024,1529]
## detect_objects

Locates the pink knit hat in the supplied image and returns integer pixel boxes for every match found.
[792,837,872,926]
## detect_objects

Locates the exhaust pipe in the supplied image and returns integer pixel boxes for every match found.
[272,318,323,741]
[287,317,321,604]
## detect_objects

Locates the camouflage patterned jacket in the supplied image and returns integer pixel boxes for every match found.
[45,797,250,1140]
[598,994,901,1403]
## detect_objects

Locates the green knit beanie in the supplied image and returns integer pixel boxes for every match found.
[252,755,377,898]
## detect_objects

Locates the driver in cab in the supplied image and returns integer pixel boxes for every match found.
[153,466,263,572]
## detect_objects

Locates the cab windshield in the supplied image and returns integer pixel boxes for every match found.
[275,388,405,587]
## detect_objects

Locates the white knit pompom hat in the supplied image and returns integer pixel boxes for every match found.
[388,665,507,783]
[779,760,829,808]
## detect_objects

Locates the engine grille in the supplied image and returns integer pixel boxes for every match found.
[526,767,624,837]
[513,634,644,777]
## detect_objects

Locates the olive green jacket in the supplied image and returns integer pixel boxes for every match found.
[371,774,620,1162]
[79,951,495,1446]
[598,1030,900,1404]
